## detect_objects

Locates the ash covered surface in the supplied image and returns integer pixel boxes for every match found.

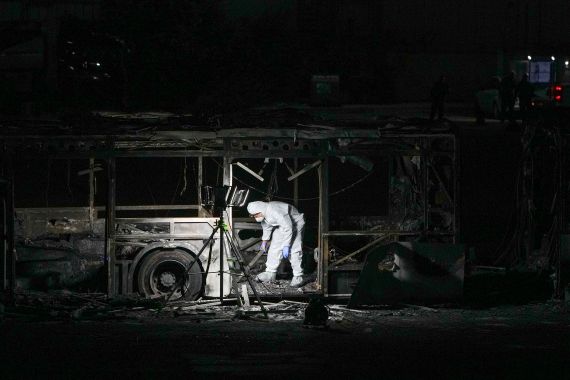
[233,275,319,298]
[1,291,569,379]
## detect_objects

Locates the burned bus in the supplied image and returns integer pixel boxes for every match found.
[0,110,460,302]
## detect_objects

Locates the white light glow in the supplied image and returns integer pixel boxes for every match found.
[527,55,532,60]
[551,56,556,61]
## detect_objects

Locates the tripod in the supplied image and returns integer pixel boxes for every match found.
[166,208,268,317]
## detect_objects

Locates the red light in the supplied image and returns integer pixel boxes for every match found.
[552,85,564,102]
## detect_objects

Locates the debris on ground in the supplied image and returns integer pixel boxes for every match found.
[1,290,568,327]
[240,276,319,296]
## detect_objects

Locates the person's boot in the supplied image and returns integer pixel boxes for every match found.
[290,276,305,288]
[255,271,276,283]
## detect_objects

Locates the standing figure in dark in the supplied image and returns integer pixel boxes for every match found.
[499,71,516,124]
[515,73,534,123]
[430,75,449,121]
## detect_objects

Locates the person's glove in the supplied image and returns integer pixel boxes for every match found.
[282,246,291,259]
[260,240,269,253]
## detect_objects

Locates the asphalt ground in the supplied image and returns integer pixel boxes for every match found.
[0,302,568,379]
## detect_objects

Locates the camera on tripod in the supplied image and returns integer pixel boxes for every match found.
[192,185,266,315]
[201,185,249,210]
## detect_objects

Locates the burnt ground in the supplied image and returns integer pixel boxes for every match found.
[0,300,569,379]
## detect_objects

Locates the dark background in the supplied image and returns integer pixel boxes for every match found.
[3,0,570,114]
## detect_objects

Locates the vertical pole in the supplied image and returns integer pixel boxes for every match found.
[422,138,429,235]
[223,149,233,224]
[197,157,205,217]
[0,156,6,291]
[1,153,14,294]
[6,155,15,297]
[293,158,299,208]
[559,131,566,233]
[89,158,95,231]
[221,139,233,300]
[556,130,565,297]
[105,156,117,297]
[453,134,460,244]
[318,157,329,295]
[219,212,224,304]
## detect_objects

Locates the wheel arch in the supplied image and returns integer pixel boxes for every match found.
[127,241,205,294]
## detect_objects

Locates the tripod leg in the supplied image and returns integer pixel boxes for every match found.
[224,230,268,318]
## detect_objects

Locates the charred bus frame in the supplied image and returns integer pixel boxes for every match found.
[0,118,459,299]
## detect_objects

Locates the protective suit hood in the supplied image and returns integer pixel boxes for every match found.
[247,201,268,216]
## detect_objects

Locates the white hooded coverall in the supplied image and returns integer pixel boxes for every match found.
[247,201,305,277]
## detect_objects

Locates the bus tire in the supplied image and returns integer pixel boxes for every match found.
[136,248,204,301]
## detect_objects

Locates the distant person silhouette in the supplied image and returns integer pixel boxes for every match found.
[500,71,516,124]
[515,73,534,123]
[430,75,449,121]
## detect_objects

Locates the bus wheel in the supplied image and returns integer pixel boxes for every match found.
[137,249,204,301]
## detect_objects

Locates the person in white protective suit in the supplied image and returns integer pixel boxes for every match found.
[246,200,306,287]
